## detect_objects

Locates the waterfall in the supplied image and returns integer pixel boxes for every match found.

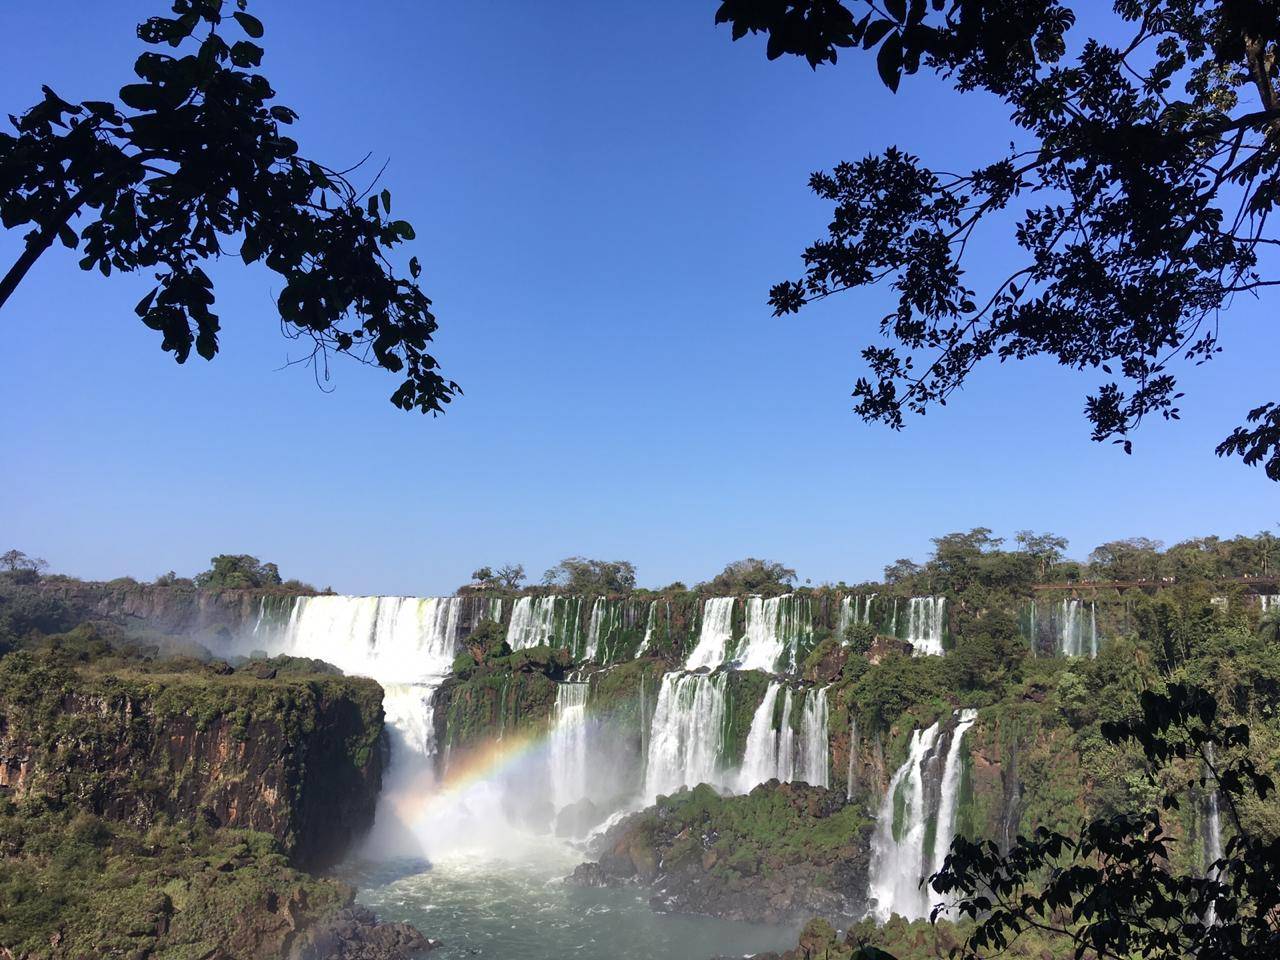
[685,597,735,670]
[869,709,978,921]
[634,601,658,658]
[507,596,557,649]
[584,598,611,662]
[837,595,874,640]
[905,597,945,656]
[1058,600,1097,657]
[737,684,828,791]
[776,688,796,782]
[869,721,942,922]
[1204,743,1225,924]
[266,595,462,682]
[930,709,978,884]
[548,683,590,810]
[732,595,812,672]
[1260,595,1280,614]
[643,671,728,800]
[738,682,784,791]
[798,686,830,788]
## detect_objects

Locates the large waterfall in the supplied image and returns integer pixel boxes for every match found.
[643,671,729,800]
[507,595,559,650]
[869,709,977,921]
[260,594,462,682]
[1259,595,1280,615]
[904,597,946,656]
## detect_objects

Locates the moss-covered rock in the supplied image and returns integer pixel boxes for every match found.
[569,780,872,924]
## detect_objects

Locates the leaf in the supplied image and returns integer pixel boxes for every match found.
[876,33,903,92]
[863,19,893,50]
[233,11,264,38]
[381,189,391,213]
[135,288,158,317]
[885,0,907,21]
[118,83,165,112]
[57,224,79,249]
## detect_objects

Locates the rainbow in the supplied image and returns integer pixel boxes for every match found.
[380,725,558,827]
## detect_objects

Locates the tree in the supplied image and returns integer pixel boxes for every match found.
[193,554,283,589]
[713,2,1280,479]
[0,550,47,574]
[933,684,1279,960]
[1015,530,1069,581]
[471,563,525,590]
[703,557,797,594]
[495,563,525,590]
[0,1,456,414]
[882,557,922,585]
[1089,537,1165,581]
[542,557,637,594]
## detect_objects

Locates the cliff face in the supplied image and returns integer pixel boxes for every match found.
[32,576,286,640]
[0,651,385,870]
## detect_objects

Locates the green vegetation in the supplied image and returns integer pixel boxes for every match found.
[541,556,638,594]
[701,558,797,596]
[0,808,351,959]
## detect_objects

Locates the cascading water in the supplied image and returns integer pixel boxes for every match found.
[904,597,945,656]
[837,594,876,640]
[798,686,830,788]
[1204,743,1225,924]
[930,708,978,914]
[1259,594,1279,615]
[738,681,785,791]
[869,721,942,921]
[584,598,610,662]
[1058,599,1097,657]
[634,601,658,658]
[507,596,558,650]
[685,598,735,670]
[735,595,812,673]
[869,709,978,921]
[548,683,590,811]
[737,683,829,791]
[643,671,728,800]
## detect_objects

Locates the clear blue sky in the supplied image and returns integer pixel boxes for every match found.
[2,1,1277,595]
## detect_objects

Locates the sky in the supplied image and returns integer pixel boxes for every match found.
[1,1,1277,595]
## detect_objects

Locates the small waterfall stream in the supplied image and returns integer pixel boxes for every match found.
[904,597,945,656]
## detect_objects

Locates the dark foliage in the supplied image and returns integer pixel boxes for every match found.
[0,1,457,413]
[932,684,1280,960]
[714,1,1280,476]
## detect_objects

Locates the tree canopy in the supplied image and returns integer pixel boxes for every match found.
[713,1,1280,479]
[193,553,281,589]
[703,557,798,594]
[541,557,638,594]
[0,1,456,414]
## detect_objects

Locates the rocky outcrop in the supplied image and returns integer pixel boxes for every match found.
[569,781,872,924]
[0,650,385,869]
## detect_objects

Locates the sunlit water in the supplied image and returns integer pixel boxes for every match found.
[339,841,800,960]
